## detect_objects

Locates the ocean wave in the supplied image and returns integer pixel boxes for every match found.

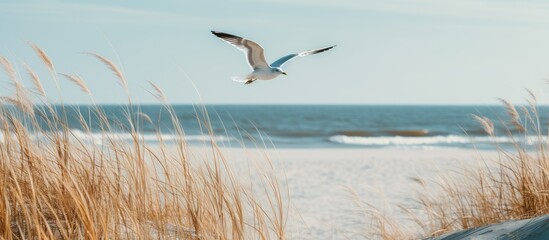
[333,129,431,137]
[18,130,235,145]
[328,135,547,146]
[272,130,324,137]
[333,130,372,137]
[384,129,430,137]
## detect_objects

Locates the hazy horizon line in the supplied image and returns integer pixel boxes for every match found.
[35,103,547,107]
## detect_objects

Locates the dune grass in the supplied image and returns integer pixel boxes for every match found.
[0,45,286,239]
[364,93,549,239]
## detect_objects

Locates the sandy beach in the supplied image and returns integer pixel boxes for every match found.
[187,146,500,239]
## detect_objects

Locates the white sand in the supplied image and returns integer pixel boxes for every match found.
[188,146,500,239]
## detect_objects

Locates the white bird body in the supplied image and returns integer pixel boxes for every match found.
[212,31,335,84]
[253,68,281,80]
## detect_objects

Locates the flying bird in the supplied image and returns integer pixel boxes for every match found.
[212,31,335,85]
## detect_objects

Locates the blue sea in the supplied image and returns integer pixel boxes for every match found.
[31,105,549,149]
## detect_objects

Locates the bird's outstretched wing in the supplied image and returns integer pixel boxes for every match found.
[270,45,336,68]
[211,31,270,70]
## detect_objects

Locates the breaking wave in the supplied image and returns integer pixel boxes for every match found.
[68,130,235,144]
[0,130,234,145]
[328,135,547,146]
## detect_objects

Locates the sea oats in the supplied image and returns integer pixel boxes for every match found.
[526,89,537,102]
[13,81,34,113]
[525,89,538,113]
[29,42,54,71]
[2,95,34,116]
[0,46,286,240]
[60,73,91,95]
[520,106,532,123]
[23,63,46,97]
[498,98,524,132]
[147,80,166,102]
[137,112,153,124]
[87,53,127,90]
[472,114,494,136]
[0,56,17,83]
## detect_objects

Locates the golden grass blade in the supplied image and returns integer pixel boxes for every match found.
[147,80,166,102]
[86,53,127,90]
[472,114,494,136]
[526,89,537,102]
[1,95,34,116]
[13,81,35,116]
[0,56,17,83]
[137,112,153,124]
[24,63,46,97]
[498,98,524,132]
[28,42,54,71]
[59,73,91,95]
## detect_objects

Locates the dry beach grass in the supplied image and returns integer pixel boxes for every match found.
[0,44,286,239]
[365,93,549,239]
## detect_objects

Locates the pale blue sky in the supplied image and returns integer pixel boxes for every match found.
[2,0,549,104]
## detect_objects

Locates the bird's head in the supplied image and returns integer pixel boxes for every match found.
[274,68,287,75]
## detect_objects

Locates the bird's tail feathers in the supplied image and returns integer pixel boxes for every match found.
[231,74,253,83]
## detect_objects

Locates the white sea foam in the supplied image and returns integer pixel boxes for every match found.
[24,129,235,145]
[328,135,547,146]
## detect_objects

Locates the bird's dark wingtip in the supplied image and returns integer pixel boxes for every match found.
[211,31,242,40]
[211,31,227,38]
[318,45,336,53]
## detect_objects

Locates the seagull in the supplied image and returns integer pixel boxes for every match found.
[212,31,335,85]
